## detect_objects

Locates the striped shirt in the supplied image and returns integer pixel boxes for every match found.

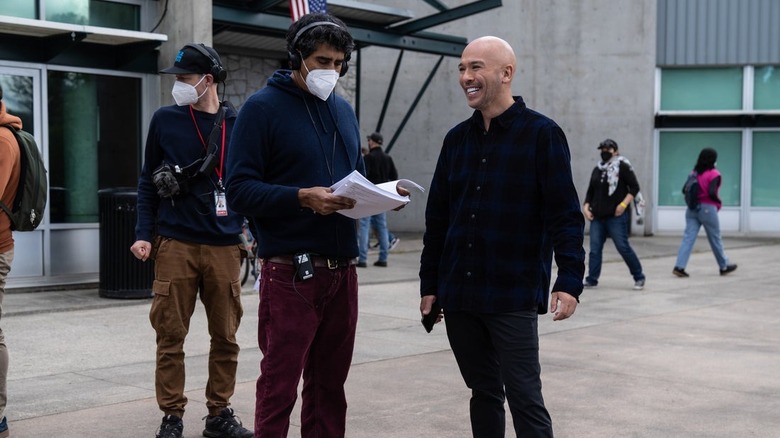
[419,97,585,314]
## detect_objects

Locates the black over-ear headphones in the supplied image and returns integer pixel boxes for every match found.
[287,21,349,77]
[185,43,227,83]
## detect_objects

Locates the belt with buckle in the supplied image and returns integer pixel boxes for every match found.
[265,255,357,270]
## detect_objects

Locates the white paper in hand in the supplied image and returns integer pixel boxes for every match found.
[330,170,424,219]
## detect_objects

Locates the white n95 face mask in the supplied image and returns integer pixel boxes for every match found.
[302,59,339,101]
[171,75,207,106]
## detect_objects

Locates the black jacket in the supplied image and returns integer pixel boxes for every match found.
[364,147,398,184]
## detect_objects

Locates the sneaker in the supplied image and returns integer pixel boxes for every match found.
[388,237,400,251]
[633,279,645,290]
[0,416,9,438]
[672,267,689,278]
[720,264,738,276]
[373,260,388,267]
[156,415,183,438]
[203,408,253,438]
[356,261,367,268]
[583,281,598,289]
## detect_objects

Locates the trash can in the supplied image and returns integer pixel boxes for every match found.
[98,188,154,299]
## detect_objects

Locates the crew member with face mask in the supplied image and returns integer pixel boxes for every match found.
[582,139,646,290]
[131,43,252,438]
[225,12,408,437]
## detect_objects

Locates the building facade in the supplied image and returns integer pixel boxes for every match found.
[2,0,778,288]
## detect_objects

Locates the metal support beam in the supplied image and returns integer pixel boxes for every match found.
[385,55,444,154]
[392,0,502,35]
[212,5,468,57]
[376,50,404,133]
[421,0,449,12]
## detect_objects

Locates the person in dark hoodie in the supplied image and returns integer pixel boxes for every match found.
[225,13,408,437]
[131,44,251,438]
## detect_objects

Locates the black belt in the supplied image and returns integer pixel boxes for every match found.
[264,255,357,270]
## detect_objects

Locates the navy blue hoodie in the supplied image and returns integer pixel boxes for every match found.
[225,70,362,258]
[136,104,243,245]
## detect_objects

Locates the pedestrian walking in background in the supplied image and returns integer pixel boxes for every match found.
[673,148,737,277]
[357,131,398,267]
[419,36,585,437]
[130,43,251,438]
[582,139,647,290]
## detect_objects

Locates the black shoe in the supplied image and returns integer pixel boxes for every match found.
[720,264,737,276]
[156,415,183,438]
[672,267,689,277]
[373,260,387,267]
[203,408,253,438]
[583,280,597,289]
[356,261,367,268]
[633,279,645,290]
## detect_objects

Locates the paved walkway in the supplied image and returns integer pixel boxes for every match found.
[4,234,780,437]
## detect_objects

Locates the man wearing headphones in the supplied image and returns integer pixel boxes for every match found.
[131,44,252,438]
[226,12,400,437]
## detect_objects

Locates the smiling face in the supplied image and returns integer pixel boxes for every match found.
[458,37,516,118]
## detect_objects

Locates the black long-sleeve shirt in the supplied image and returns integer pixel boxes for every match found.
[419,97,585,314]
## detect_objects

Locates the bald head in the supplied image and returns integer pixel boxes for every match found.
[463,36,516,78]
[458,36,517,121]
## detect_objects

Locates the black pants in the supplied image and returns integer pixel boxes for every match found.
[446,310,553,438]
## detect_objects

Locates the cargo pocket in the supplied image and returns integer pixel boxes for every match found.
[149,280,175,336]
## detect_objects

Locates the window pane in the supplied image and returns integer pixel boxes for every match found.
[754,66,780,110]
[90,0,140,30]
[752,132,780,207]
[0,1,36,18]
[660,68,743,111]
[658,131,742,206]
[47,71,141,223]
[0,75,34,135]
[44,0,139,30]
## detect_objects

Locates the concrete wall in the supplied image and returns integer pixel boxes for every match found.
[156,0,213,105]
[356,0,657,234]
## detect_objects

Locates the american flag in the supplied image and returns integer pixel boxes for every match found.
[290,0,327,22]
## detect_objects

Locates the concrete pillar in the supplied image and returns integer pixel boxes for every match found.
[156,0,213,105]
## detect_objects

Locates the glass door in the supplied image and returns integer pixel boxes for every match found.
[0,66,45,279]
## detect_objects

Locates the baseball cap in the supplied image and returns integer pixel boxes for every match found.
[160,44,221,76]
[368,132,383,144]
[598,138,618,150]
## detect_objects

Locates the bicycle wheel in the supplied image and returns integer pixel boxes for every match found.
[241,257,251,286]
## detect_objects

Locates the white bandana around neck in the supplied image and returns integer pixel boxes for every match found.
[598,155,633,196]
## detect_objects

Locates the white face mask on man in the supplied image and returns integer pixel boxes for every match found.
[301,56,339,101]
[171,75,207,106]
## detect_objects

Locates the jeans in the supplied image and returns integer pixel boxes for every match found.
[675,204,730,270]
[446,310,552,438]
[358,213,389,263]
[0,249,13,419]
[150,239,244,417]
[255,260,358,437]
[586,214,644,284]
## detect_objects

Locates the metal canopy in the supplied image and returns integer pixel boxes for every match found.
[0,15,167,72]
[212,0,502,57]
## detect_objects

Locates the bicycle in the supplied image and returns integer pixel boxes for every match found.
[239,219,259,287]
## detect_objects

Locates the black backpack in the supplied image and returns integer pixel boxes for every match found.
[1,125,48,231]
[682,172,700,210]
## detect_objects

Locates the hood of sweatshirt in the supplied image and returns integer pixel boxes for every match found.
[0,101,23,130]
